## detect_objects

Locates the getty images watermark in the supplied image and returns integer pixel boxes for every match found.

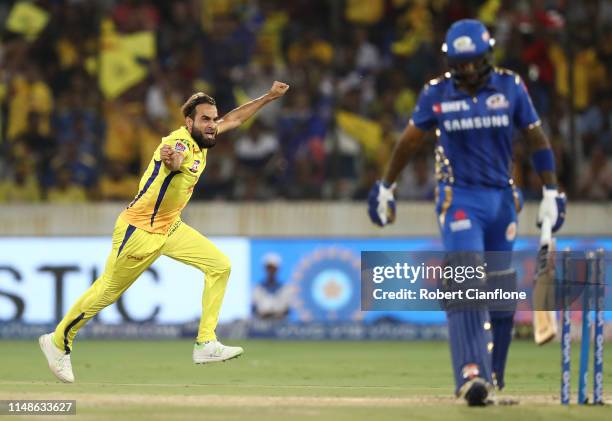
[360,251,610,312]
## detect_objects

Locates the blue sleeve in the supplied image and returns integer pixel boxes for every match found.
[411,85,437,131]
[513,77,540,129]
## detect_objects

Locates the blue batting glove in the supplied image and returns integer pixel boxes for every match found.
[537,186,567,232]
[367,181,397,227]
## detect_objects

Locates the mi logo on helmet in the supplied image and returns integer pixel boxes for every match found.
[452,36,476,53]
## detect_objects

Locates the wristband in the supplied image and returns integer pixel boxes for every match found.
[531,149,555,174]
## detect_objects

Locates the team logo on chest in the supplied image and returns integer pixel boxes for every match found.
[189,160,201,173]
[174,141,187,152]
[486,93,509,110]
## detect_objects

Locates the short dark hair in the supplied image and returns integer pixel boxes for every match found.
[181,92,216,119]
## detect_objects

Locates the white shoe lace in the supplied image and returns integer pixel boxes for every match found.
[56,355,72,375]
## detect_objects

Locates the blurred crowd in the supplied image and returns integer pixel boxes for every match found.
[0,0,610,203]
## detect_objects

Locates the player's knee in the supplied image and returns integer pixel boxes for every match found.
[440,251,487,310]
[487,269,517,313]
[197,252,231,277]
[216,253,232,275]
[487,268,516,289]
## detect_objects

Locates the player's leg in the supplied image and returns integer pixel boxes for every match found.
[483,187,520,390]
[54,219,163,352]
[40,217,163,382]
[160,220,242,363]
[437,186,493,405]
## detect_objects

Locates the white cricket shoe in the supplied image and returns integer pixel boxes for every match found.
[193,340,243,364]
[39,333,74,383]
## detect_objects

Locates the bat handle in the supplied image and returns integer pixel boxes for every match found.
[540,216,552,246]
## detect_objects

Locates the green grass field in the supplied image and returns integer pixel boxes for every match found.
[0,339,610,420]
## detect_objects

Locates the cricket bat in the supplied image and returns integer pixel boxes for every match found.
[533,216,558,345]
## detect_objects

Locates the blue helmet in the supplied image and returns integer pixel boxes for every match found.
[442,19,495,61]
[442,19,495,86]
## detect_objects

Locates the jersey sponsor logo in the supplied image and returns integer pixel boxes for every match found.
[449,209,472,232]
[486,93,509,110]
[442,114,510,132]
[452,36,476,53]
[174,141,187,152]
[126,251,156,261]
[189,159,201,173]
[433,100,470,114]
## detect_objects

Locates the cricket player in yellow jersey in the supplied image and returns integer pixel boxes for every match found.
[39,81,289,383]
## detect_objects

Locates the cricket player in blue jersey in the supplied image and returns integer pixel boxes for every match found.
[368,19,566,406]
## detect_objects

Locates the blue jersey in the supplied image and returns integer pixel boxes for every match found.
[411,68,540,188]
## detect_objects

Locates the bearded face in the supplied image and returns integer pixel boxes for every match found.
[188,103,219,149]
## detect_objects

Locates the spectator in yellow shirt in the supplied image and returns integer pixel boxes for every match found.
[98,161,140,201]
[549,24,606,111]
[0,163,41,203]
[7,65,53,141]
[47,167,87,203]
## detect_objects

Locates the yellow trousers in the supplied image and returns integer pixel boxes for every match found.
[53,216,231,353]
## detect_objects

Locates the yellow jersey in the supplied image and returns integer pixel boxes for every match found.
[121,126,207,234]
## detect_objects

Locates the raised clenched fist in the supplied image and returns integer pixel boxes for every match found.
[160,144,182,170]
[268,81,290,99]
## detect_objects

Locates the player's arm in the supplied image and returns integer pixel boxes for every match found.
[368,122,428,226]
[160,145,185,171]
[523,125,557,187]
[216,81,289,135]
[382,123,428,186]
[522,124,566,232]
[514,74,566,232]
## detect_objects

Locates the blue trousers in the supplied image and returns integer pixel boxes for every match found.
[436,183,522,393]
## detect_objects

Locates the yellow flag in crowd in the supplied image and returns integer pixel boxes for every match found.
[119,31,156,60]
[335,111,382,159]
[478,0,501,26]
[93,20,156,99]
[99,49,149,100]
[6,1,50,41]
[345,0,384,25]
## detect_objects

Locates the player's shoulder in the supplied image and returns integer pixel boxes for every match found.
[492,67,523,86]
[164,126,192,142]
[424,72,452,90]
[421,72,452,97]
